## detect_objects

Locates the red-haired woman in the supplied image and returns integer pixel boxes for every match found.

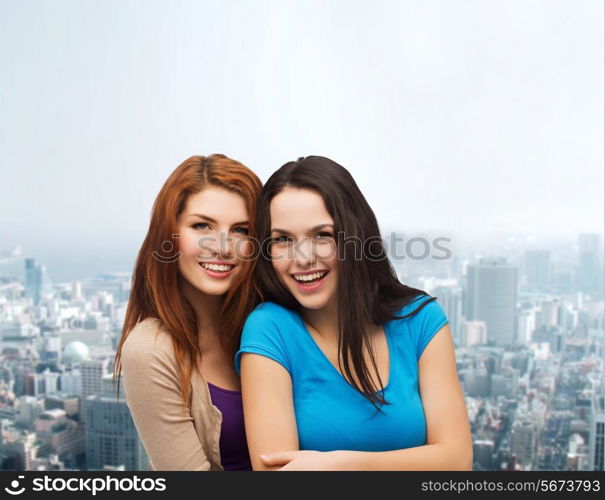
[114,155,262,471]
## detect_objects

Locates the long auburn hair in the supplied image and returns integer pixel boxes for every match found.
[256,156,436,408]
[114,154,262,405]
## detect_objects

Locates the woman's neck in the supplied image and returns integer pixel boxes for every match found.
[301,296,339,340]
[178,276,224,349]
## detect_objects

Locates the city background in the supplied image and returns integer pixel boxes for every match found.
[1,0,602,472]
[0,231,602,471]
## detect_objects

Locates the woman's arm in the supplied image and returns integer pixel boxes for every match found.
[121,324,212,471]
[260,324,473,471]
[240,353,299,470]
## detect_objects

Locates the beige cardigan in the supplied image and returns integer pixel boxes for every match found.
[121,318,224,471]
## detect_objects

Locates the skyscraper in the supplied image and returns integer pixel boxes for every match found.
[24,258,52,305]
[578,234,603,298]
[25,258,42,305]
[80,358,111,426]
[512,419,536,468]
[84,375,148,471]
[431,285,462,344]
[465,258,518,346]
[81,359,111,399]
[524,250,551,290]
[588,392,604,471]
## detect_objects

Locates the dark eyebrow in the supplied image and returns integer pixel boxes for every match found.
[271,224,334,235]
[189,214,249,226]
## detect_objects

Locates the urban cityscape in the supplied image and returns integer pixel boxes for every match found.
[0,232,603,471]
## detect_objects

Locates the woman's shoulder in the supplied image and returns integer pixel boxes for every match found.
[237,302,299,375]
[388,294,448,333]
[122,317,176,363]
[239,302,301,349]
[392,294,442,319]
[389,295,449,359]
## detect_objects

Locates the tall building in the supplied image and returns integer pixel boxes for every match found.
[517,307,536,345]
[536,298,560,330]
[84,375,148,471]
[41,332,61,362]
[24,258,52,305]
[512,419,536,468]
[35,409,84,467]
[473,439,495,470]
[60,369,82,396]
[578,234,603,298]
[588,393,604,471]
[431,285,462,343]
[81,359,111,399]
[524,250,551,289]
[39,369,60,396]
[80,358,111,427]
[465,258,518,346]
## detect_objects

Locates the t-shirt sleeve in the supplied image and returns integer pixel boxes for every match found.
[407,296,450,361]
[235,306,291,375]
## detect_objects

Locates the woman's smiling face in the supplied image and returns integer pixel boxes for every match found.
[176,186,252,296]
[269,187,338,311]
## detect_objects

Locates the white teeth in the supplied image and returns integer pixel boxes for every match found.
[200,262,234,272]
[293,271,327,282]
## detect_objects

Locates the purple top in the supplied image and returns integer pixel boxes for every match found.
[207,382,252,471]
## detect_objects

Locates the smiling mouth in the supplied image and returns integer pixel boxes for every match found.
[199,262,236,272]
[291,270,329,284]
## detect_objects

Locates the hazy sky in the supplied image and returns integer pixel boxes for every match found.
[1,0,603,279]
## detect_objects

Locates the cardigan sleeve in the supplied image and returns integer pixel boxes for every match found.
[121,319,212,471]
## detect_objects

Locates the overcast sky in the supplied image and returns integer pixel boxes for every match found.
[1,0,603,279]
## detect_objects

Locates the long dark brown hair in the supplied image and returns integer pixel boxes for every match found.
[114,154,262,405]
[256,155,436,408]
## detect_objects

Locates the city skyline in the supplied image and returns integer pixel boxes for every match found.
[0,0,603,472]
[1,231,602,471]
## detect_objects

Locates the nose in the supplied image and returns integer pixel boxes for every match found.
[293,237,317,267]
[217,228,235,259]
[198,228,235,260]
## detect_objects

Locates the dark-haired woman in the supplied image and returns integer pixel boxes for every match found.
[114,155,262,470]
[236,156,472,470]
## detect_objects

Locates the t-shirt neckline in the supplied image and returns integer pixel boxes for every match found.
[295,312,395,396]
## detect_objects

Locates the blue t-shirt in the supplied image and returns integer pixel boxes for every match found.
[235,295,449,452]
